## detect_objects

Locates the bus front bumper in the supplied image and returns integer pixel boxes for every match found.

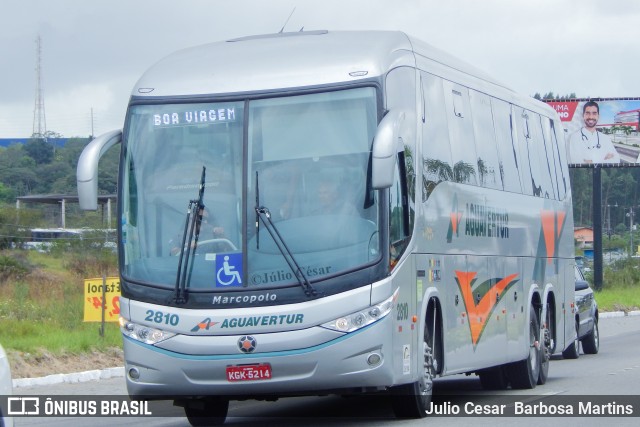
[123,316,398,399]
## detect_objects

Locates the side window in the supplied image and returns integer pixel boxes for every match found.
[389,153,410,267]
[512,106,533,195]
[550,119,568,199]
[386,67,417,230]
[492,99,521,193]
[527,112,555,198]
[443,81,477,185]
[421,73,454,201]
[540,116,559,200]
[469,90,502,190]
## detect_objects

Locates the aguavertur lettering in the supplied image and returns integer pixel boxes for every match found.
[220,314,304,328]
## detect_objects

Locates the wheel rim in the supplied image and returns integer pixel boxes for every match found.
[541,326,551,363]
[529,317,538,367]
[421,339,435,395]
[593,321,599,348]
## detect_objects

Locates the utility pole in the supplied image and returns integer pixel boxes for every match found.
[32,35,47,140]
[627,207,636,257]
[593,168,603,290]
[607,203,618,262]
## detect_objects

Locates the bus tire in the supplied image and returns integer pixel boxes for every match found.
[390,310,438,418]
[562,319,580,359]
[581,317,599,354]
[537,302,552,385]
[478,366,509,390]
[182,398,229,426]
[506,305,540,389]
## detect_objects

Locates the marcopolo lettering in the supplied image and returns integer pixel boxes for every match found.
[212,292,277,305]
[220,314,304,328]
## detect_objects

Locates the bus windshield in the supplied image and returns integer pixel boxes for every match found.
[121,87,380,291]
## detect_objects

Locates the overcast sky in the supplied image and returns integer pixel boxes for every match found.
[2,0,640,138]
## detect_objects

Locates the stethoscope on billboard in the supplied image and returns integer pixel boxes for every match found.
[581,128,601,149]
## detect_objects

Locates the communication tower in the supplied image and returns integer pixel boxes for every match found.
[32,35,47,139]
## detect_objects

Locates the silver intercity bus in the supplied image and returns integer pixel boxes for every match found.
[77,31,575,425]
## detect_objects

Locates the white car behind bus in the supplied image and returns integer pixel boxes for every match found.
[0,343,14,427]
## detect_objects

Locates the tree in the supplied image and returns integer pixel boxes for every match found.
[0,183,14,203]
[533,92,577,100]
[97,147,119,194]
[24,137,54,165]
[35,163,73,194]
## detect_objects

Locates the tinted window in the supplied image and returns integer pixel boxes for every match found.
[421,73,454,200]
[470,90,502,190]
[492,100,521,193]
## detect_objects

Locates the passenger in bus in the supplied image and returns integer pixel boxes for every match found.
[169,207,225,255]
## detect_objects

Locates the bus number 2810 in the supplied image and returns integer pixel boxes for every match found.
[145,310,179,326]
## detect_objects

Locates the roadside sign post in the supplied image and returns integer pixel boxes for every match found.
[83,277,120,332]
[100,275,106,337]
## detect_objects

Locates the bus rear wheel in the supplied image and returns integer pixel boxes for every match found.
[506,305,541,389]
[537,302,552,385]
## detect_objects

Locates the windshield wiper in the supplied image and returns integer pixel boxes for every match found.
[255,206,318,297]
[254,172,318,298]
[174,166,206,304]
[255,171,260,250]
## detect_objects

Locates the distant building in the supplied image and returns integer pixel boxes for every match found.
[574,227,594,248]
[0,138,70,148]
[614,108,640,132]
[16,194,116,229]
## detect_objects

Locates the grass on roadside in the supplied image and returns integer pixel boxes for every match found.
[0,248,121,356]
[594,287,640,313]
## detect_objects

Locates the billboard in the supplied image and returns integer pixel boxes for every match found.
[546,98,640,165]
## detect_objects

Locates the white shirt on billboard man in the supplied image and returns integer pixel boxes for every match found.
[568,101,620,164]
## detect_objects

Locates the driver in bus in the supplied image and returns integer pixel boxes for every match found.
[169,207,225,255]
[310,176,358,216]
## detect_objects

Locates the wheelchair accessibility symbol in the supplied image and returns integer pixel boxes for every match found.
[216,253,243,287]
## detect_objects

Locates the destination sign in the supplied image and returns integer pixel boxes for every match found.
[153,107,236,127]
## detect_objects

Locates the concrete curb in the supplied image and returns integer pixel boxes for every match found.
[599,310,640,318]
[11,312,640,388]
[13,366,124,389]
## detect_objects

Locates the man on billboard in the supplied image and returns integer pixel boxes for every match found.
[568,101,620,164]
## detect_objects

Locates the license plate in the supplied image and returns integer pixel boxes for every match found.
[226,364,272,382]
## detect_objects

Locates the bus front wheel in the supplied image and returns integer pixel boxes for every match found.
[180,398,229,426]
[390,307,438,418]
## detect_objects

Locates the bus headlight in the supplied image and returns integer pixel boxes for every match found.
[321,289,397,333]
[119,317,176,345]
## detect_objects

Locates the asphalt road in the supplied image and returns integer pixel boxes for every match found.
[11,314,640,426]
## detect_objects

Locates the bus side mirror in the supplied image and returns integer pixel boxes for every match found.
[372,111,404,189]
[77,130,122,210]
